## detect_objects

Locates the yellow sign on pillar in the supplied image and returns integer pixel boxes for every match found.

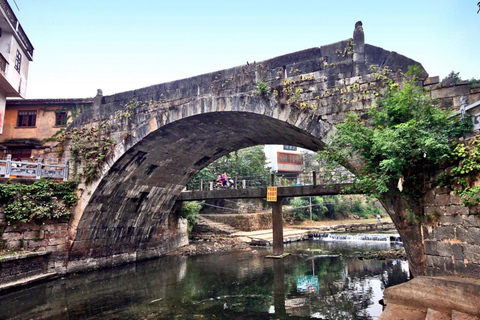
[267,187,277,202]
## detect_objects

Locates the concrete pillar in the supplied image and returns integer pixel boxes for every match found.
[272,197,284,256]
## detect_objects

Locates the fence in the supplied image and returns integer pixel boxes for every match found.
[0,155,69,181]
[185,169,355,192]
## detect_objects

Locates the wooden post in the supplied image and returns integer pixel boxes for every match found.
[200,179,204,191]
[313,171,317,186]
[272,197,284,256]
[271,173,275,187]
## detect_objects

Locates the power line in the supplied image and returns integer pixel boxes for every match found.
[12,0,20,11]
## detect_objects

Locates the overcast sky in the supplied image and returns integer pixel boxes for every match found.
[11,0,480,99]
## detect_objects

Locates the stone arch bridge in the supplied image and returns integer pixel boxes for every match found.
[64,22,477,277]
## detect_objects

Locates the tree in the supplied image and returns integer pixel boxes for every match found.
[320,66,472,276]
[194,145,271,182]
[322,66,471,202]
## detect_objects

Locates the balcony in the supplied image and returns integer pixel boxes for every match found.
[0,0,34,60]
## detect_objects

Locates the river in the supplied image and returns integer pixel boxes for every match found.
[0,236,408,320]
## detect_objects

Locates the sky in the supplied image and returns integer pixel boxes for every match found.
[10,0,480,99]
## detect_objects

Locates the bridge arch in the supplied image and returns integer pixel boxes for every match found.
[66,24,425,270]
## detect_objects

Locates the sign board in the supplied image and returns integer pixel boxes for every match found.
[267,187,277,202]
[297,276,319,292]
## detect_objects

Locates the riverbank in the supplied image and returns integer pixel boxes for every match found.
[168,215,405,259]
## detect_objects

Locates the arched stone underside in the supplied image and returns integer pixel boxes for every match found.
[68,112,328,269]
[66,23,427,271]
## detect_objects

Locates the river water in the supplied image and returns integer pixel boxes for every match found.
[0,237,408,320]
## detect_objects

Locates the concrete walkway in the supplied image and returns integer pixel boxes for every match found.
[233,228,311,245]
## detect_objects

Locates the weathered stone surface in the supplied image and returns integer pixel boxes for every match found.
[383,276,480,317]
[456,227,480,245]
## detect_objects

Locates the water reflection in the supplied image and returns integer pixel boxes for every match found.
[0,240,409,320]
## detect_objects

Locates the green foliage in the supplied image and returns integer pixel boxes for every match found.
[64,122,116,184]
[321,66,471,201]
[255,81,269,95]
[180,201,203,232]
[193,146,271,183]
[0,180,79,224]
[323,195,384,219]
[444,70,461,84]
[288,196,328,221]
[115,100,147,120]
[286,195,383,222]
[450,136,480,207]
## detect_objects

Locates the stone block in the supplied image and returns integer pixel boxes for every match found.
[446,205,469,216]
[463,215,480,228]
[456,227,480,245]
[451,310,480,320]
[452,244,464,261]
[424,190,436,204]
[1,231,23,241]
[425,241,438,255]
[438,215,464,226]
[428,255,446,270]
[435,194,451,206]
[432,226,455,241]
[425,308,451,320]
[463,244,480,264]
[424,76,440,86]
[450,193,462,205]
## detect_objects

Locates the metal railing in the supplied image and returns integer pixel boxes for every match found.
[185,170,355,192]
[0,155,69,181]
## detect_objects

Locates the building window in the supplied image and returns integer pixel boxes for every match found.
[278,152,303,165]
[55,111,68,126]
[283,145,297,151]
[17,110,37,127]
[14,50,21,73]
[9,148,32,160]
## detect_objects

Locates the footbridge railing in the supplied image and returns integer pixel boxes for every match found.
[185,169,356,192]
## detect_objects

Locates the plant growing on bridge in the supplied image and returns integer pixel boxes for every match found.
[320,66,472,212]
[66,122,117,185]
[448,135,480,207]
[0,180,79,225]
[255,80,269,96]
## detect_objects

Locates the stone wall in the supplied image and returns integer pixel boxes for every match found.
[0,252,51,285]
[422,187,480,277]
[202,212,272,231]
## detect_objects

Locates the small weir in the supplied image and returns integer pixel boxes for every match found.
[312,232,402,244]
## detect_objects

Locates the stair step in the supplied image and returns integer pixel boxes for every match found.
[378,303,426,320]
[426,309,450,320]
[452,310,480,320]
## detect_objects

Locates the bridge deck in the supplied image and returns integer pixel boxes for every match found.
[178,183,357,201]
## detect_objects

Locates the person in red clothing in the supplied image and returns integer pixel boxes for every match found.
[221,172,228,186]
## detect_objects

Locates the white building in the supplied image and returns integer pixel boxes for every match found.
[264,144,304,174]
[0,0,34,134]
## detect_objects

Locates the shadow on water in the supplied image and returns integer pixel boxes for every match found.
[0,239,409,320]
